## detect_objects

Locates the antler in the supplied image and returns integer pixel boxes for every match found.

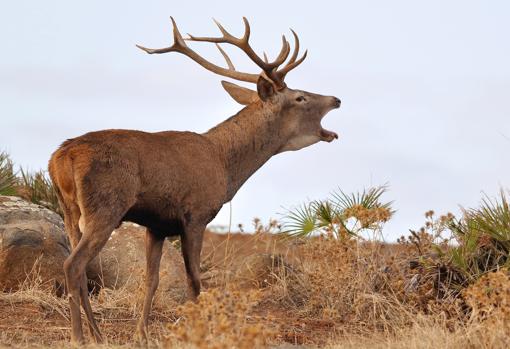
[136,17,307,89]
[274,29,308,83]
[136,17,260,84]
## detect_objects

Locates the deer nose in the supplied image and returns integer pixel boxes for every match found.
[333,97,341,108]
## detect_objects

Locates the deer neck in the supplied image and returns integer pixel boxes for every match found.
[204,102,286,202]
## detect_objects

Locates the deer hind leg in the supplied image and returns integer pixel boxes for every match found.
[76,215,102,343]
[63,215,117,344]
[181,224,205,301]
[136,228,165,344]
[58,196,86,344]
[61,201,103,343]
[79,274,103,343]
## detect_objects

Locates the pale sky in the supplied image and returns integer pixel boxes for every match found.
[1,1,509,239]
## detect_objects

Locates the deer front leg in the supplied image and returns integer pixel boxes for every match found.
[136,228,165,344]
[180,224,205,300]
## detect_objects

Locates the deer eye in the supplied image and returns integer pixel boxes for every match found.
[295,96,306,102]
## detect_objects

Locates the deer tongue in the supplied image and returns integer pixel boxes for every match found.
[320,128,338,142]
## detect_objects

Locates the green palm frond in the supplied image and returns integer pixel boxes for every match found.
[281,201,319,237]
[470,190,510,243]
[331,185,394,213]
[281,185,393,239]
[315,200,336,227]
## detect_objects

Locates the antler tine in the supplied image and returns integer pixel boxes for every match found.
[215,43,235,70]
[276,50,308,81]
[170,17,187,48]
[287,29,300,65]
[136,17,187,54]
[272,35,291,67]
[275,29,307,81]
[239,17,290,70]
[186,18,241,44]
[137,17,259,83]
[213,18,232,39]
[241,17,251,41]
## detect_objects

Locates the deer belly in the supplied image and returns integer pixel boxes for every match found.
[122,207,184,236]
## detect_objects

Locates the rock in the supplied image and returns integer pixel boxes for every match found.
[90,222,188,303]
[0,196,69,293]
[0,196,187,301]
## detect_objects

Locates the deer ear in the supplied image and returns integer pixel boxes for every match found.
[257,75,276,101]
[221,81,259,105]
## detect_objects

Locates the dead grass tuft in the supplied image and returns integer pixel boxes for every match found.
[166,288,275,349]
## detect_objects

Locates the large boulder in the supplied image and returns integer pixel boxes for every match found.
[0,196,69,293]
[0,196,187,301]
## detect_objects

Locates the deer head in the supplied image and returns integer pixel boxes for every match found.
[137,17,340,153]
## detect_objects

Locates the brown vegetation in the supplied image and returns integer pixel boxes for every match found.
[1,221,509,348]
[2,156,509,347]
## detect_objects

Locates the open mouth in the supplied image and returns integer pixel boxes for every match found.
[320,97,341,142]
[319,99,340,142]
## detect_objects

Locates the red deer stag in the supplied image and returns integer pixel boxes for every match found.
[49,17,341,344]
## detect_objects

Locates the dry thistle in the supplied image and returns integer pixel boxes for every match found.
[166,288,276,349]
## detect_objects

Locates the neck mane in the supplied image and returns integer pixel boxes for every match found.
[204,102,285,202]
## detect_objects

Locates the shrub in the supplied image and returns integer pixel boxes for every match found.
[0,152,17,196]
[448,190,510,283]
[464,269,510,322]
[398,190,510,304]
[18,168,61,216]
[166,288,275,349]
[282,185,394,240]
[0,151,61,216]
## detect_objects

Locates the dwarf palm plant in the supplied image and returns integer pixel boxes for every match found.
[282,186,394,239]
[447,190,510,284]
[407,190,510,296]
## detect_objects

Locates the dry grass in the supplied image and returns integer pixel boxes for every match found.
[0,255,178,347]
[327,316,510,349]
[165,288,274,349]
[1,224,509,348]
